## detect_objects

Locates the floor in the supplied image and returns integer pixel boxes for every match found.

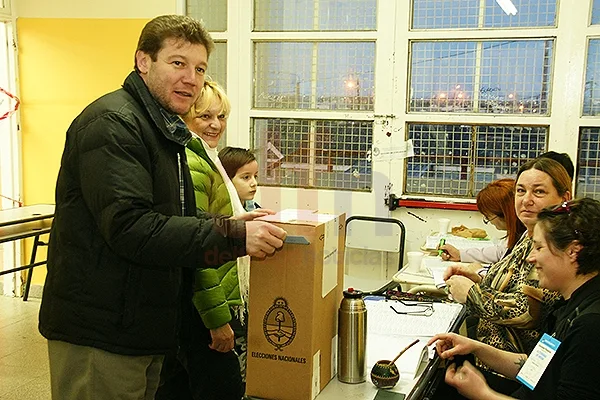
[0,295,51,400]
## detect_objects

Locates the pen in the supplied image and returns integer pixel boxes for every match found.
[438,238,446,257]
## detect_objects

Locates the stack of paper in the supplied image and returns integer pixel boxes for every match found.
[367,333,429,380]
[364,298,464,384]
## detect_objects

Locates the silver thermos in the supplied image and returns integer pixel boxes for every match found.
[337,288,367,383]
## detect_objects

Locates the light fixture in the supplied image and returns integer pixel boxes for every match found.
[495,0,518,16]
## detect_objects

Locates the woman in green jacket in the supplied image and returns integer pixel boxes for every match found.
[162,80,249,400]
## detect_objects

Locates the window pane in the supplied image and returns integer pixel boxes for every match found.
[254,42,374,111]
[208,42,227,89]
[584,39,600,116]
[483,0,556,28]
[187,0,227,32]
[412,0,556,29]
[318,0,376,30]
[473,125,547,192]
[410,42,477,112]
[409,40,553,115]
[576,127,600,199]
[405,123,547,197]
[254,0,376,31]
[406,124,472,196]
[412,0,479,29]
[593,0,600,25]
[253,118,372,191]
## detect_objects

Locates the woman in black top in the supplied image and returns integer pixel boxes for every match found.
[429,197,600,400]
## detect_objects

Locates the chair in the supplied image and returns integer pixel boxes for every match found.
[344,216,406,295]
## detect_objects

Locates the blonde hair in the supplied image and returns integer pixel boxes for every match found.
[183,80,231,121]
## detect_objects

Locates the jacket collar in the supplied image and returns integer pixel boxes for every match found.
[187,136,218,171]
[122,71,192,147]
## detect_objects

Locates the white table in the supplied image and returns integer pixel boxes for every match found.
[0,204,54,300]
[316,290,466,400]
[392,255,476,293]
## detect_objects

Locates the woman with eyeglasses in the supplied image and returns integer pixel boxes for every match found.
[440,179,526,265]
[442,157,570,394]
[429,197,600,399]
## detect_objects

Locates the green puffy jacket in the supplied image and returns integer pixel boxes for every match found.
[186,138,242,329]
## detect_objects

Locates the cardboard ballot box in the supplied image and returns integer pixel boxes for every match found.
[246,210,346,400]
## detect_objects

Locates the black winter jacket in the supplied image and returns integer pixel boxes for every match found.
[39,72,246,356]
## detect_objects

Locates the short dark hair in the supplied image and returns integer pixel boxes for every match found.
[537,198,600,275]
[134,15,214,73]
[539,151,574,179]
[218,147,256,179]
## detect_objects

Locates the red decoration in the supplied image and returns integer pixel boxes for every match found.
[0,87,20,121]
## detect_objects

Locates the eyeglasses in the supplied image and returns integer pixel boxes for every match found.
[389,299,434,317]
[483,215,499,225]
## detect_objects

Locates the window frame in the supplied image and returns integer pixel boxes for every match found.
[189,0,599,205]
[0,4,24,296]
[396,0,586,202]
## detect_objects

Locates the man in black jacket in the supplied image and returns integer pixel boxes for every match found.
[39,15,286,400]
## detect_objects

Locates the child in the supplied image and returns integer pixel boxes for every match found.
[217,146,259,388]
[219,146,260,211]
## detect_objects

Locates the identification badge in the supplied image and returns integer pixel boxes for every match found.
[516,333,561,390]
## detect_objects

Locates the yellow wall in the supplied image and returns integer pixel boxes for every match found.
[17,18,151,284]
[15,0,177,285]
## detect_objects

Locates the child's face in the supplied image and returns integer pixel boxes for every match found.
[232,161,259,201]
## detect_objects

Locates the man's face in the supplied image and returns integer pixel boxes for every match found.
[136,38,208,115]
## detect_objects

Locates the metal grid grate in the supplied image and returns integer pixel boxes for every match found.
[254,42,374,111]
[473,125,547,192]
[409,40,553,115]
[207,42,227,89]
[252,118,372,191]
[254,0,376,31]
[576,127,600,199]
[584,39,600,116]
[186,0,227,32]
[405,123,547,197]
[593,0,600,25]
[412,0,556,30]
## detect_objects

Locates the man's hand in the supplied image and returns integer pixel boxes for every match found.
[245,221,286,259]
[209,323,235,353]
